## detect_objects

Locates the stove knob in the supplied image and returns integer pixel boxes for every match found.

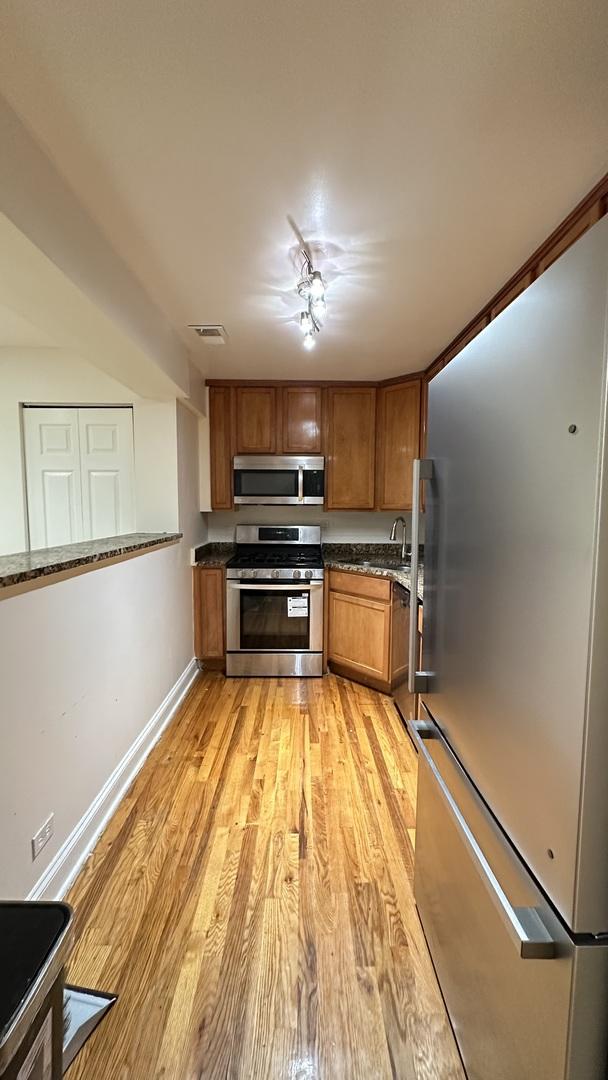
[272,568,280,579]
[293,569,301,579]
[305,569,313,579]
[250,569,257,578]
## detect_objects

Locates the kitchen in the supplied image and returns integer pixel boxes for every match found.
[1,4,608,1079]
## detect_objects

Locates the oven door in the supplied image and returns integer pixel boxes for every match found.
[226,581,323,653]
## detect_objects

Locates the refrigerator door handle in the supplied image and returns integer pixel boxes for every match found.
[409,458,434,692]
[413,721,557,960]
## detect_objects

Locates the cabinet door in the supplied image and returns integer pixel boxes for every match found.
[193,567,225,659]
[328,590,391,682]
[325,387,376,509]
[376,380,421,510]
[235,387,277,453]
[209,387,234,509]
[281,386,322,454]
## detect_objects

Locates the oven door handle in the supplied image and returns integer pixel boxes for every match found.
[227,581,322,591]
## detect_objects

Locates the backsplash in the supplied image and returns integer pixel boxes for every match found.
[204,507,424,543]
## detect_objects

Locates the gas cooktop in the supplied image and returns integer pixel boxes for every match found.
[226,525,324,581]
[227,545,323,569]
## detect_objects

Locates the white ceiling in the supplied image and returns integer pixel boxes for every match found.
[1,0,607,380]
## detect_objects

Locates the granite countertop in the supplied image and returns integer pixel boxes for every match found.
[194,541,423,599]
[193,542,235,567]
[322,543,424,601]
[0,532,182,590]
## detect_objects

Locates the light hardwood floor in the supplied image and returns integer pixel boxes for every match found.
[66,672,464,1079]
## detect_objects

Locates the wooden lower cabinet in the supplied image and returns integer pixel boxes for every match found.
[327,570,411,693]
[329,590,391,683]
[193,566,225,667]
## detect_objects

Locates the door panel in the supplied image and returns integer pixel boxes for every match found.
[209,386,234,509]
[423,217,608,929]
[78,409,135,540]
[24,406,135,550]
[281,387,322,453]
[375,380,421,510]
[23,407,83,549]
[86,471,120,537]
[194,567,225,659]
[328,590,390,681]
[235,387,276,453]
[325,387,376,509]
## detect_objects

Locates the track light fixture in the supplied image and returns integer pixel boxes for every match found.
[297,250,326,350]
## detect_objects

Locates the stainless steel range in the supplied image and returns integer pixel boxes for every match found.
[225,525,324,677]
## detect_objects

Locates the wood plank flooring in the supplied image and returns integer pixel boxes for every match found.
[66,672,464,1079]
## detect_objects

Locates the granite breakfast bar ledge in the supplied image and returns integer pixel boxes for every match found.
[0,532,182,592]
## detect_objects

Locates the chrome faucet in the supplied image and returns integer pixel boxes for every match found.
[390,516,408,563]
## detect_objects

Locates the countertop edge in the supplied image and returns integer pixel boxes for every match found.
[0,533,182,593]
[323,559,424,601]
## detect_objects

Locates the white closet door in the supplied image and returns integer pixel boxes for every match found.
[23,407,83,549]
[78,408,136,540]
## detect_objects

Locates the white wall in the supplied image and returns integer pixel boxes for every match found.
[0,402,206,900]
[177,401,208,553]
[0,349,182,554]
[205,505,415,543]
[0,98,190,397]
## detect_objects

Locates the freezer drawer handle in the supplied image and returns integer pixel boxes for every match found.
[413,722,556,960]
[409,458,434,693]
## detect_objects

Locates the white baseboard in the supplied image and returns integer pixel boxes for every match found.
[28,658,199,901]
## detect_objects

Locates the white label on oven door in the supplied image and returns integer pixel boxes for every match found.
[288,595,309,618]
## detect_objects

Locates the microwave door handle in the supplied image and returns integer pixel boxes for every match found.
[409,458,434,693]
[298,465,304,503]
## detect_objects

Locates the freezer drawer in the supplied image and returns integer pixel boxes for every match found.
[413,722,608,1080]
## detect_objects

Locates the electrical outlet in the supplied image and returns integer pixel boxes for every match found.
[31,813,54,860]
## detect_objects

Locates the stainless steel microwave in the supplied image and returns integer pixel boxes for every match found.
[233,455,324,505]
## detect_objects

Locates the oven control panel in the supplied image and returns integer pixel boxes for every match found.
[227,567,324,582]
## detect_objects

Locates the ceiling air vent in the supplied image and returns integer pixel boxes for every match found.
[189,324,227,345]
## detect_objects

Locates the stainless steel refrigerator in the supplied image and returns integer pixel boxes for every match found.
[408,214,608,1080]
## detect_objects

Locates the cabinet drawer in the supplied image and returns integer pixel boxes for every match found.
[328,569,391,603]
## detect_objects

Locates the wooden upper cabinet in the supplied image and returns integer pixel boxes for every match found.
[209,386,233,510]
[375,379,421,511]
[235,387,277,453]
[325,386,376,510]
[280,387,323,454]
